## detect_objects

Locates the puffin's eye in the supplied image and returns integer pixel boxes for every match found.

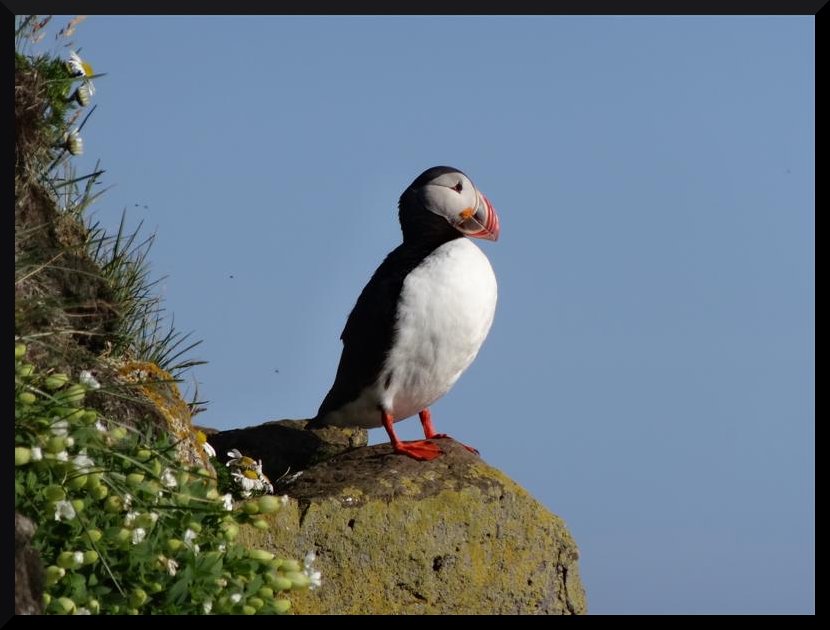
[452,182,463,193]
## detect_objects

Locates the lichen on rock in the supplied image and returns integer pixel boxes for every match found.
[227,427,587,615]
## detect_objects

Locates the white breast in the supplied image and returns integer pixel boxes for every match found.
[381,238,497,422]
[321,238,497,429]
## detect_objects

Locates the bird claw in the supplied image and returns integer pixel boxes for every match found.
[426,433,480,456]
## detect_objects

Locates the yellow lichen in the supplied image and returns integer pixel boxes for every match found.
[116,360,210,468]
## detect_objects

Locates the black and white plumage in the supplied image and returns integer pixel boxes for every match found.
[307,166,500,460]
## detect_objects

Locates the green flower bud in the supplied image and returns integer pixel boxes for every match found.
[147,582,163,594]
[247,597,265,610]
[241,605,257,615]
[174,492,190,507]
[186,521,202,533]
[242,501,259,515]
[135,512,158,530]
[87,529,102,543]
[67,474,88,490]
[15,447,32,466]
[88,599,100,614]
[273,599,291,614]
[86,472,103,489]
[252,518,269,530]
[42,593,51,607]
[280,559,301,572]
[136,449,152,462]
[18,391,37,405]
[45,373,70,390]
[45,565,66,586]
[56,596,76,614]
[285,570,310,588]
[269,576,293,591]
[257,586,274,599]
[90,484,108,500]
[167,539,183,552]
[221,522,239,541]
[149,459,162,477]
[44,485,66,502]
[248,549,275,563]
[104,495,123,513]
[129,588,148,608]
[71,498,85,513]
[206,487,220,500]
[80,410,98,425]
[57,551,82,569]
[17,363,35,378]
[83,550,99,565]
[257,495,283,514]
[45,436,66,454]
[126,472,145,487]
[144,480,162,497]
[15,343,26,360]
[57,384,86,406]
[109,426,128,442]
[107,527,131,544]
[58,407,85,422]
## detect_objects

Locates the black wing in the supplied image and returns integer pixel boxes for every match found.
[311,241,439,423]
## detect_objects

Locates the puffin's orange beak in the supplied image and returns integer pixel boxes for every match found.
[455,191,500,241]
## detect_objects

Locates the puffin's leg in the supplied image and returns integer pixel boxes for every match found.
[419,408,480,456]
[382,410,443,461]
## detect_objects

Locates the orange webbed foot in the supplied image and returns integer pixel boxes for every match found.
[391,439,443,461]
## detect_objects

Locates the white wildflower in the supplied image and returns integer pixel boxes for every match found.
[79,370,101,390]
[51,419,69,436]
[66,50,95,95]
[64,437,74,448]
[123,493,133,510]
[231,471,257,498]
[95,420,107,433]
[73,451,94,472]
[184,528,198,549]
[161,468,177,488]
[64,129,84,156]
[131,528,146,544]
[217,542,226,553]
[31,446,43,461]
[303,550,322,590]
[124,511,139,526]
[73,551,84,566]
[165,558,179,576]
[280,494,289,507]
[202,601,213,614]
[55,451,69,462]
[221,493,234,511]
[230,593,242,604]
[54,500,76,522]
[74,608,91,615]
[202,441,216,458]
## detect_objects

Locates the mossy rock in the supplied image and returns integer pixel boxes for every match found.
[239,438,587,614]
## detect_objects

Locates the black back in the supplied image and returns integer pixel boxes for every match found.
[310,167,465,424]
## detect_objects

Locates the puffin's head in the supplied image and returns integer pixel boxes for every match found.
[398,166,500,242]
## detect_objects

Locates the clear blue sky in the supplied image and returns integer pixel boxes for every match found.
[48,15,814,614]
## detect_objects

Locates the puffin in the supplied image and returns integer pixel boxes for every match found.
[307,166,500,461]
